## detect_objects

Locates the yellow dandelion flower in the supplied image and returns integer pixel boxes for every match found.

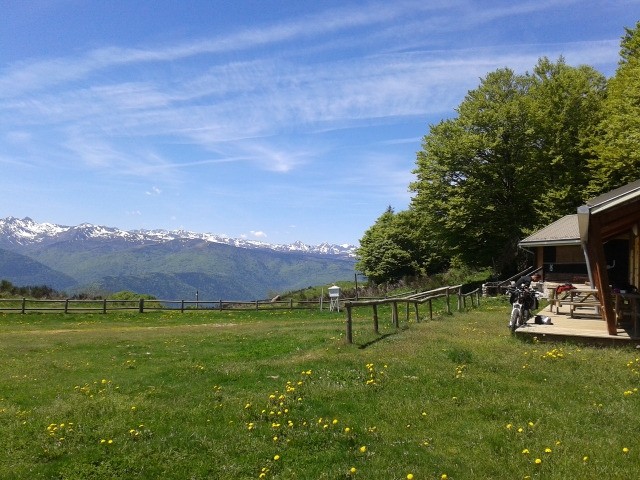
[545,447,552,453]
[522,449,530,454]
[359,445,367,453]
[407,474,414,480]
[350,467,357,474]
[534,458,542,465]
[623,447,630,454]
[273,454,280,461]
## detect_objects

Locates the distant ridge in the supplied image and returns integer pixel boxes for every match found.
[0,217,357,300]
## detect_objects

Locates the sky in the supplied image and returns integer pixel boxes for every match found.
[1,1,639,246]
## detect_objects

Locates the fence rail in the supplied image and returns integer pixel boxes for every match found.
[0,296,365,314]
[344,285,481,343]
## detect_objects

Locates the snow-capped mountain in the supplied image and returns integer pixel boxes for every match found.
[0,217,357,257]
[0,216,358,300]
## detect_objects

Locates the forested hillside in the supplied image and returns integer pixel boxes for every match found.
[357,22,640,283]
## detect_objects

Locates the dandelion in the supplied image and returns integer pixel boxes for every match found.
[359,445,367,453]
[623,447,630,454]
[273,454,280,461]
[407,474,414,480]
[583,456,589,462]
[350,467,357,474]
[506,423,513,430]
[534,458,542,465]
[441,475,448,479]
[344,427,351,433]
[332,419,339,425]
[522,449,530,454]
[545,447,552,453]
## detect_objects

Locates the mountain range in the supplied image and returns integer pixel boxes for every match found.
[0,217,358,300]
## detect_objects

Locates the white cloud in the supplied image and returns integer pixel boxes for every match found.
[145,186,162,196]
[250,230,268,239]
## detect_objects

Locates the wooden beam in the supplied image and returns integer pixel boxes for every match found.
[585,216,618,335]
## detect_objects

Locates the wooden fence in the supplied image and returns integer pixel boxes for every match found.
[343,285,481,343]
[0,296,380,314]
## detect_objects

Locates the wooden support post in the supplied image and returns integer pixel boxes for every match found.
[405,302,409,322]
[181,300,185,313]
[64,299,69,313]
[103,298,107,314]
[373,304,379,334]
[429,298,433,321]
[458,286,462,311]
[139,298,144,313]
[346,303,353,344]
[414,302,420,323]
[22,298,26,314]
[446,289,451,315]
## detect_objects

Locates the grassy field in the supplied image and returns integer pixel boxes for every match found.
[1,298,639,479]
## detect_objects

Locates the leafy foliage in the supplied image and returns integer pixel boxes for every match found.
[357,23,639,283]
[588,21,640,194]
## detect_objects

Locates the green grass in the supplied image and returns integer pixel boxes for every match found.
[1,298,639,479]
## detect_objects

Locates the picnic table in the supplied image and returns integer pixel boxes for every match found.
[549,286,600,318]
[615,292,640,337]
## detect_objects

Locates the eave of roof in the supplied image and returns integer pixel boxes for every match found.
[518,214,580,247]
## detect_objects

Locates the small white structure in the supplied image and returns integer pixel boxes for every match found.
[328,285,341,312]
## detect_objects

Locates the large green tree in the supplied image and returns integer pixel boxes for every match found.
[588,21,640,194]
[410,68,537,272]
[527,57,606,223]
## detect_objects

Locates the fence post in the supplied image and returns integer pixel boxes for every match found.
[346,303,353,344]
[255,300,259,310]
[446,289,451,315]
[414,302,420,323]
[429,298,433,321]
[373,303,379,334]
[290,298,293,309]
[392,301,399,328]
[181,300,185,313]
[22,297,26,314]
[457,287,463,311]
[139,298,144,313]
[65,299,69,314]
[103,299,107,314]
[405,302,409,322]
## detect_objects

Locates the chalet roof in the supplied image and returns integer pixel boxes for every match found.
[584,178,640,213]
[519,214,580,247]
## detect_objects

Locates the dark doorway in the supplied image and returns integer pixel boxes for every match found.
[604,239,630,289]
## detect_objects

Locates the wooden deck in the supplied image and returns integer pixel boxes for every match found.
[515,303,639,346]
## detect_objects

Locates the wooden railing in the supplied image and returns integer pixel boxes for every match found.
[343,285,481,343]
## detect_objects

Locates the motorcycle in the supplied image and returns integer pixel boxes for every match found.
[506,285,539,332]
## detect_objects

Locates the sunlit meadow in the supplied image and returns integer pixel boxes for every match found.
[1,298,639,479]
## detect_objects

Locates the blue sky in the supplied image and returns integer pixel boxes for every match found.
[1,1,638,246]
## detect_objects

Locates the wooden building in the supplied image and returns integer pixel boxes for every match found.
[519,179,640,336]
